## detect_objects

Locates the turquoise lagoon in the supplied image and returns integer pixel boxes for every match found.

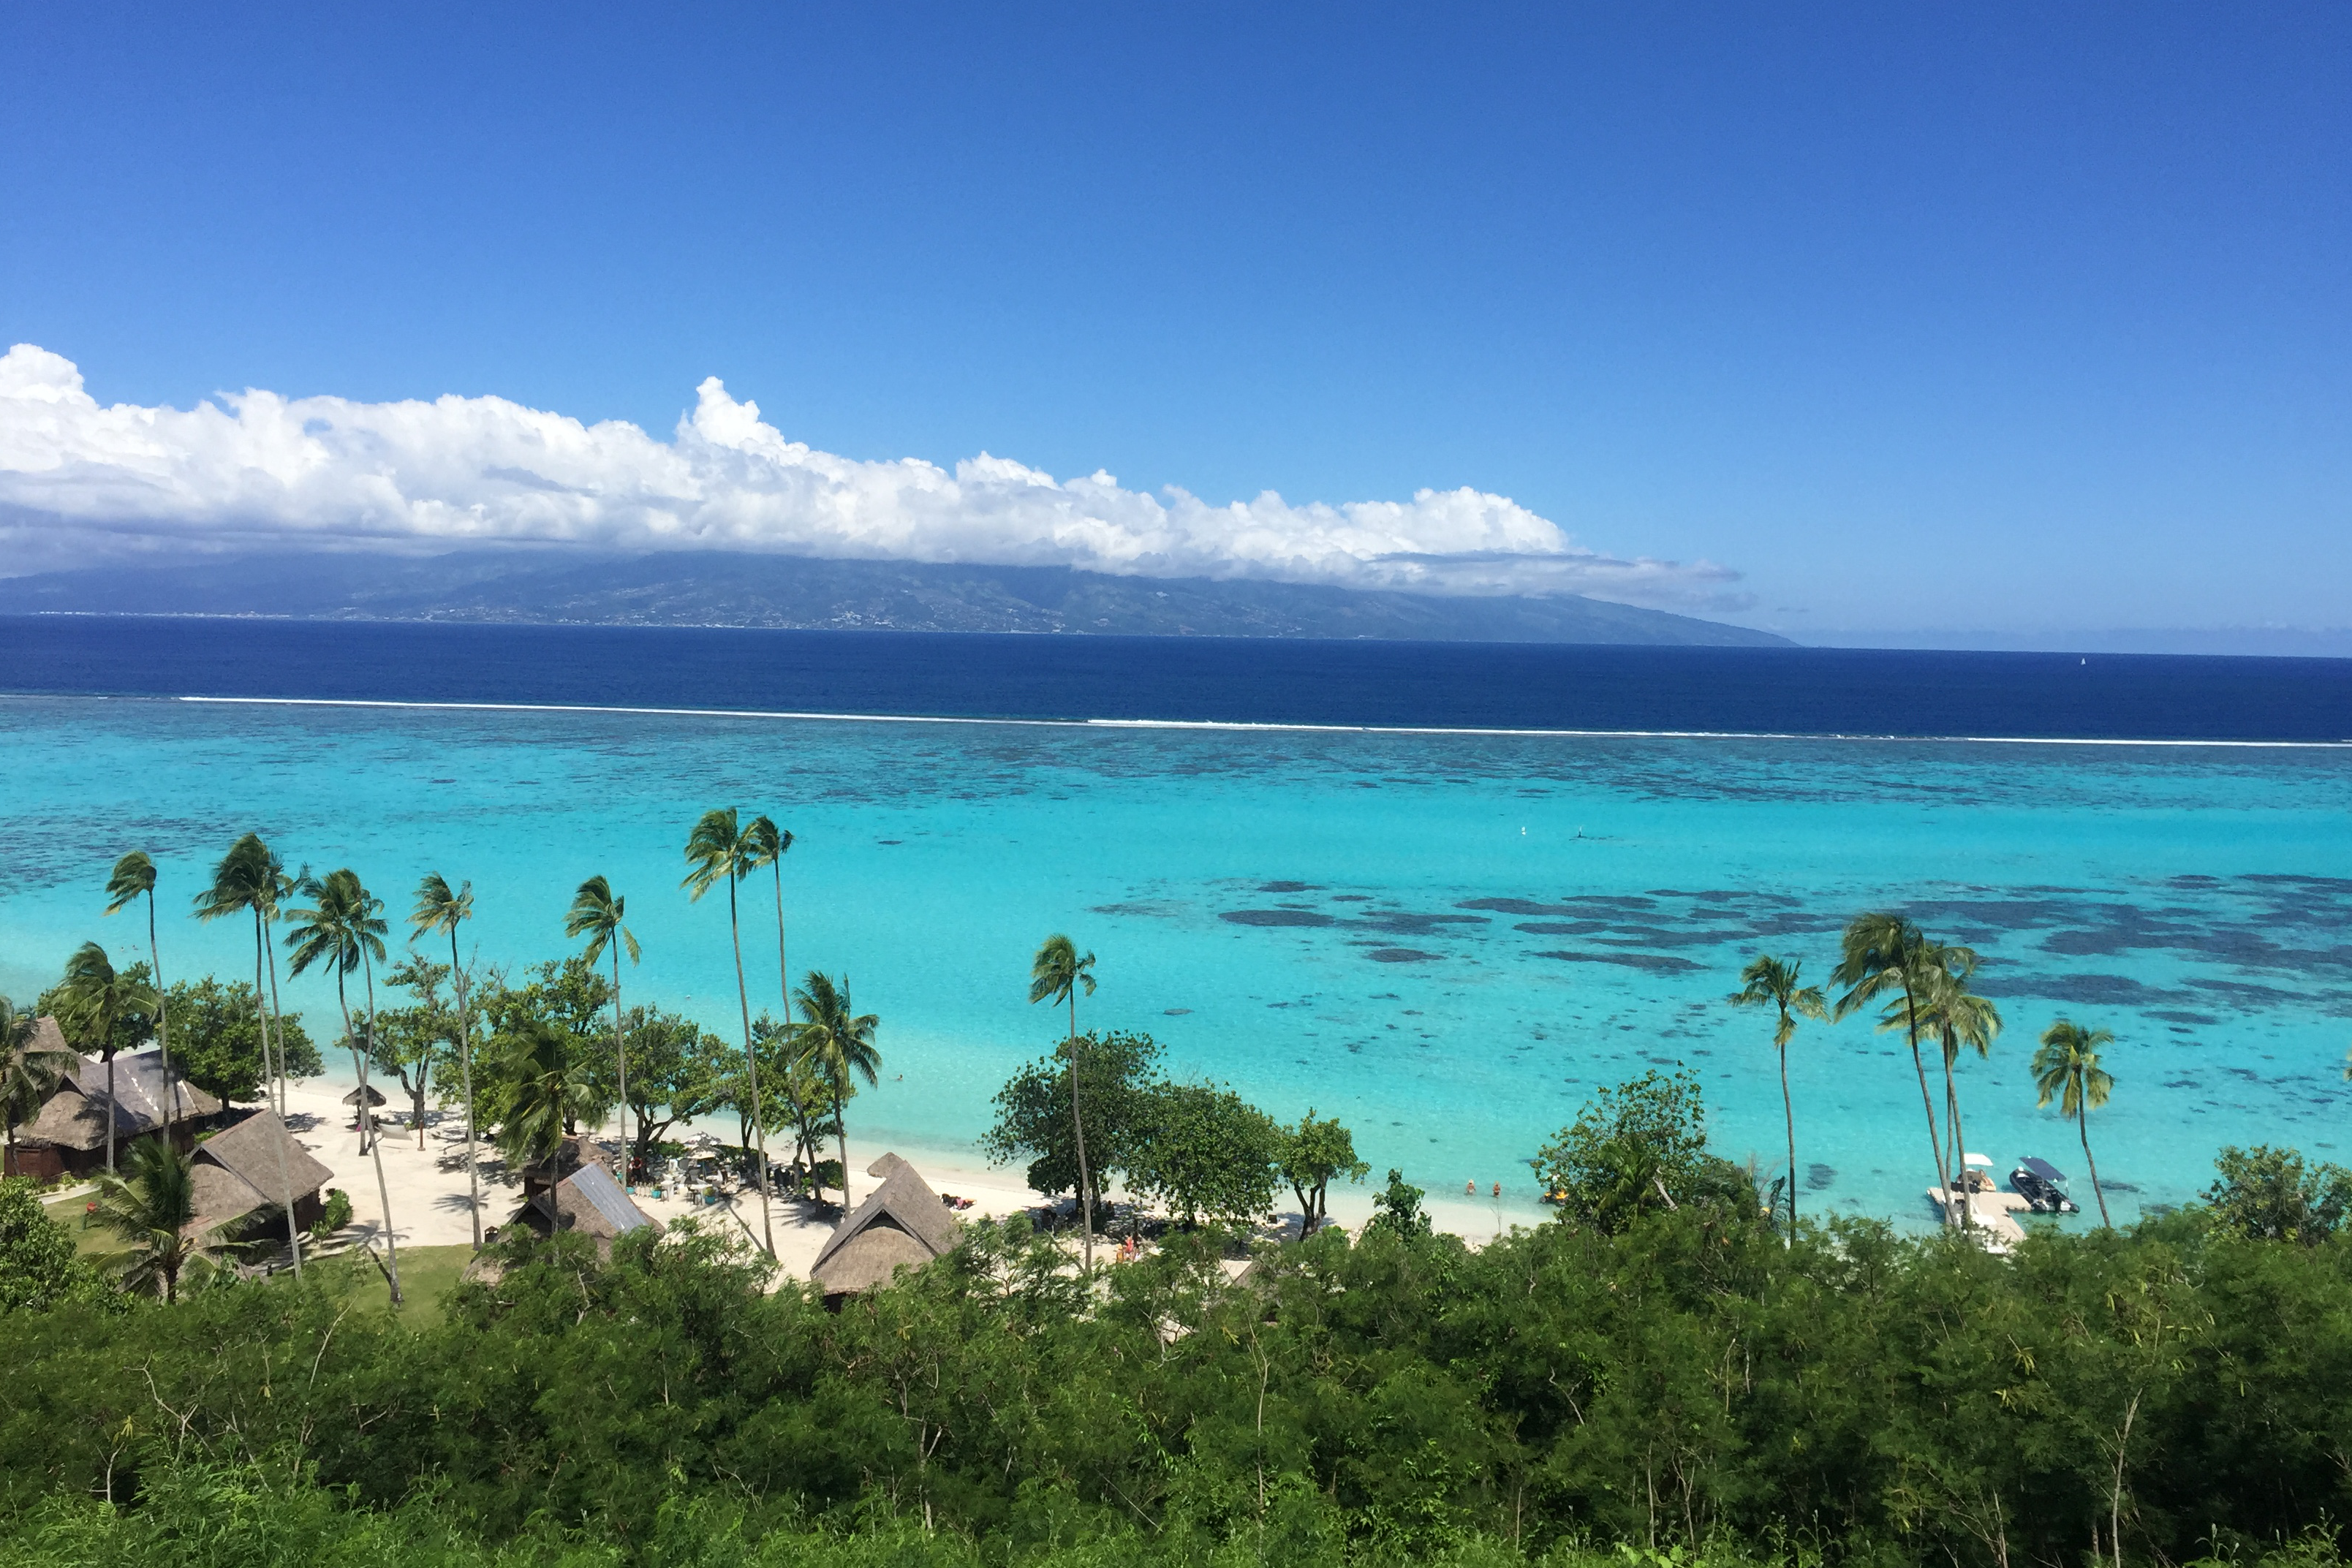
[1,692,2347,1225]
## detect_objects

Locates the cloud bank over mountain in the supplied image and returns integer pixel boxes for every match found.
[0,345,1741,607]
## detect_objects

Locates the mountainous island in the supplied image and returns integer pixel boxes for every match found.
[3,550,1790,645]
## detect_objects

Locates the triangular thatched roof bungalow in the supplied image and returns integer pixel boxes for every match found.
[7,1030,224,1179]
[513,1161,654,1259]
[188,1108,333,1238]
[809,1153,961,1303]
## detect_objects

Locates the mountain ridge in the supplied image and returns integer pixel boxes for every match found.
[1,550,1791,646]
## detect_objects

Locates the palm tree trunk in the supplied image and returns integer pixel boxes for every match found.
[254,912,301,1277]
[2079,1103,2111,1228]
[1069,991,1093,1271]
[449,932,481,1250]
[148,891,178,1136]
[103,1050,117,1173]
[728,879,774,1253]
[1901,984,1952,1222]
[610,946,629,1179]
[348,965,403,1306]
[835,1082,850,1217]
[1778,1039,1796,1245]
[263,920,290,1119]
[1945,1031,1973,1234]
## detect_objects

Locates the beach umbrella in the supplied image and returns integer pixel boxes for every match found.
[341,1083,388,1107]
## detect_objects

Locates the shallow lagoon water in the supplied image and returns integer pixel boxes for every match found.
[2,689,2346,1227]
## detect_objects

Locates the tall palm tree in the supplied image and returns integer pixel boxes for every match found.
[55,942,159,1175]
[1910,958,2002,1230]
[744,813,795,1026]
[684,806,774,1255]
[2033,1019,2117,1228]
[410,873,483,1249]
[91,1137,230,1304]
[1831,912,1954,1217]
[792,972,880,1208]
[2,996,76,1176]
[1728,953,1825,1242]
[103,851,178,1133]
[192,833,303,1276]
[285,868,402,1304]
[564,876,640,1173]
[259,860,296,1118]
[1029,934,1099,1270]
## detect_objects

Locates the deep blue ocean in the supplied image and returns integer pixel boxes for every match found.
[7,614,2351,739]
[3,613,2348,1231]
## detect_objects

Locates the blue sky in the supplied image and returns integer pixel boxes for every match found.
[2,5,2347,644]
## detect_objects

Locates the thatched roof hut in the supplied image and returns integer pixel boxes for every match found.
[188,1109,333,1237]
[809,1152,961,1303]
[7,1032,224,1179]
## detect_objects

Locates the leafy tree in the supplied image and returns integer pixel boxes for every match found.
[683,806,774,1254]
[474,958,616,1132]
[2203,1144,2352,1243]
[410,872,484,1249]
[189,833,305,1277]
[2033,1018,2117,1227]
[91,1137,229,1303]
[1125,1080,1281,1230]
[49,943,159,1173]
[1277,1108,1369,1234]
[1028,933,1100,1268]
[1,997,75,1177]
[1831,912,1954,1211]
[1535,1069,1755,1232]
[983,1029,1162,1222]
[283,866,401,1303]
[159,977,321,1103]
[752,1012,834,1196]
[1365,1167,1430,1238]
[373,957,455,1148]
[0,1175,101,1311]
[1727,952,1825,1239]
[563,874,640,1154]
[792,972,880,1207]
[619,1007,731,1181]
[102,850,178,1131]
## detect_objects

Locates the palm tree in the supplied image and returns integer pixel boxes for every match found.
[792,972,880,1208]
[103,851,178,1133]
[1830,912,1954,1216]
[192,834,303,1276]
[1728,953,1825,1242]
[2033,1019,2117,1227]
[284,868,402,1304]
[1029,934,1100,1270]
[92,1137,230,1303]
[564,876,640,1174]
[684,807,774,1254]
[411,873,483,1249]
[744,813,795,1028]
[1910,958,2002,1230]
[259,860,296,1118]
[54,942,159,1175]
[494,1018,593,1175]
[2,996,76,1176]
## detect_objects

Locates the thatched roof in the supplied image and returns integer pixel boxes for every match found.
[811,1154,960,1298]
[189,1109,333,1234]
[340,1083,387,1107]
[14,1037,224,1153]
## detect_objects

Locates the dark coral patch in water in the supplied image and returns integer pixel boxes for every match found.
[1366,947,1440,963]
[1531,950,1702,974]
[1220,909,1336,927]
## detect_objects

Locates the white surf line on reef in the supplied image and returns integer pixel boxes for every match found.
[168,695,2351,747]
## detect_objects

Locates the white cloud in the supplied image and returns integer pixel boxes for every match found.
[0,344,1741,605]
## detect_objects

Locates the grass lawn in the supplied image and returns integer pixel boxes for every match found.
[41,1189,126,1263]
[325,1242,474,1328]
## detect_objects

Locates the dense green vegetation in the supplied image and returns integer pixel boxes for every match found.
[4,1148,2352,1567]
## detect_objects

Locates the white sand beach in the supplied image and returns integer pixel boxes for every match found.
[275,1079,1519,1279]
